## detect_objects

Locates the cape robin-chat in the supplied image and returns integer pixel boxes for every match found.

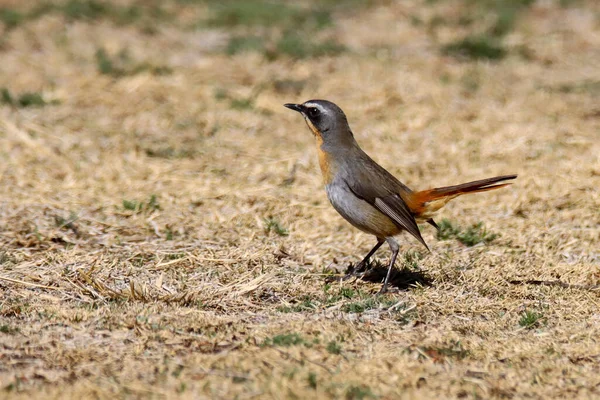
[284,99,517,293]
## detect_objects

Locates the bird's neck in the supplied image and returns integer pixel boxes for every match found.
[316,132,360,184]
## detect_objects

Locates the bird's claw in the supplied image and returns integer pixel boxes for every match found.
[377,285,388,295]
[342,261,369,280]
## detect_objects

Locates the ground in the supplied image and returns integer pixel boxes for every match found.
[1,0,599,399]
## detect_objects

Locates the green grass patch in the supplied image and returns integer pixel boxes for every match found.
[326,340,342,355]
[558,0,583,6]
[0,1,170,32]
[482,0,535,37]
[437,219,461,240]
[277,288,412,319]
[263,333,305,347]
[206,0,332,30]
[345,385,376,400]
[323,286,361,305]
[95,48,115,75]
[552,80,600,96]
[229,97,254,110]
[442,35,506,61]
[436,219,498,246]
[226,35,265,55]
[401,250,423,270]
[61,0,169,26]
[122,195,160,214]
[264,217,289,236]
[0,8,24,29]
[144,146,196,159]
[342,296,398,313]
[458,222,499,246]
[1,88,56,108]
[0,324,19,335]
[519,310,544,329]
[273,32,346,59]
[95,48,172,78]
[166,252,186,260]
[277,296,316,313]
[54,212,78,231]
[437,0,535,61]
[226,32,346,60]
[278,288,412,319]
[0,251,16,266]
[339,287,357,299]
[63,0,123,21]
[208,1,350,59]
[307,372,318,389]
[0,88,12,105]
[17,92,47,107]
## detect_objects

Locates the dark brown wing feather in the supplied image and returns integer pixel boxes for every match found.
[374,195,429,250]
[341,151,429,250]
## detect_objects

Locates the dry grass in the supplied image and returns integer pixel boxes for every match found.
[1,0,599,398]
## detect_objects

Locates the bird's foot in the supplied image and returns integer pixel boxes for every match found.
[324,263,362,283]
[341,270,366,281]
[377,285,388,295]
[342,260,370,280]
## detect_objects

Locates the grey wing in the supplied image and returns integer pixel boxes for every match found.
[344,175,429,251]
[373,195,429,250]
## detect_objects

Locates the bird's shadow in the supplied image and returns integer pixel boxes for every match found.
[340,260,433,291]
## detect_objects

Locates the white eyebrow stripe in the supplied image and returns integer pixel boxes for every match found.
[304,103,327,113]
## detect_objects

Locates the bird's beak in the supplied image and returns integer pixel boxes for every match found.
[284,103,304,113]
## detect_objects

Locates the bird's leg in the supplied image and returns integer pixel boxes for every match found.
[379,237,400,294]
[343,238,384,279]
[355,238,385,272]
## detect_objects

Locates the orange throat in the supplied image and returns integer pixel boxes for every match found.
[316,139,335,185]
[305,117,335,185]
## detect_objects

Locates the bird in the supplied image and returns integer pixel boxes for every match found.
[284,99,517,293]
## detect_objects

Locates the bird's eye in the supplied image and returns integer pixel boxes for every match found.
[307,107,319,117]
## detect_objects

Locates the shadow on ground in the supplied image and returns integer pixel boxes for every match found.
[327,260,433,291]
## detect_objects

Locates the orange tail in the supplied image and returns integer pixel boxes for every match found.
[406,174,517,220]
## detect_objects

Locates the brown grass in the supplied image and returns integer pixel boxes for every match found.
[1,0,599,398]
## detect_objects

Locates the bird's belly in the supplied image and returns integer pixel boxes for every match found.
[325,183,400,237]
